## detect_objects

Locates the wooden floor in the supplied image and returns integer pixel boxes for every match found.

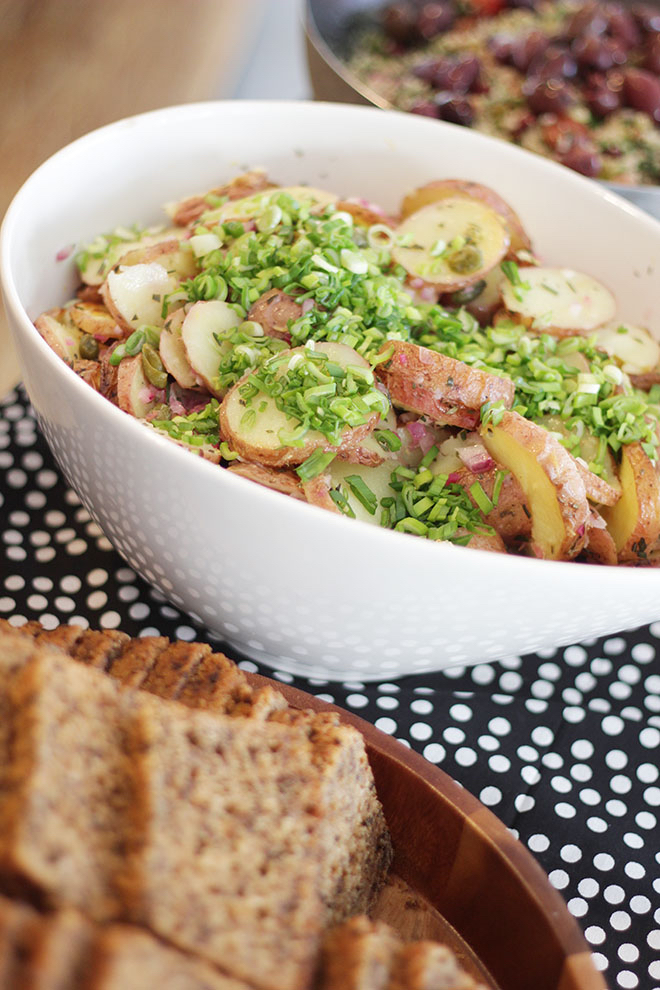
[0,0,267,396]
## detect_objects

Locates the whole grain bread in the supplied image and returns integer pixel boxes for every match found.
[0,644,143,921]
[387,941,485,990]
[318,916,401,990]
[29,906,94,990]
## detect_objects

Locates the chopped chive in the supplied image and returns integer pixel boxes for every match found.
[395,517,429,536]
[419,444,439,470]
[469,481,494,515]
[375,429,402,452]
[344,475,378,515]
[329,486,355,517]
[491,469,507,507]
[296,448,337,482]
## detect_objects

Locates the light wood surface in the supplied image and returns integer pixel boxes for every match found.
[0,0,266,397]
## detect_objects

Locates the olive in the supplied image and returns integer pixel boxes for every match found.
[382,2,419,45]
[141,343,168,390]
[446,244,483,274]
[507,0,540,10]
[622,67,660,121]
[524,77,574,115]
[632,2,660,34]
[511,30,549,72]
[559,147,602,177]
[410,100,440,117]
[572,34,627,72]
[417,1,455,39]
[430,54,481,92]
[412,58,442,84]
[438,96,474,126]
[489,34,514,64]
[585,75,622,116]
[645,34,660,73]
[531,46,578,80]
[607,7,642,48]
[451,279,487,305]
[79,334,99,361]
[564,3,608,40]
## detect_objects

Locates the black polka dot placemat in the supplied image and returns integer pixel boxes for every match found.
[2,385,659,990]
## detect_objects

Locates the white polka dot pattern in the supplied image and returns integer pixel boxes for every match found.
[1,386,660,989]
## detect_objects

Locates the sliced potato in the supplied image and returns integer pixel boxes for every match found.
[246,289,302,342]
[115,238,198,281]
[301,472,342,514]
[574,459,621,508]
[116,354,161,419]
[392,197,510,291]
[375,341,515,430]
[401,179,532,256]
[501,267,616,337]
[180,300,242,397]
[580,511,619,566]
[78,227,176,286]
[202,186,338,227]
[325,460,398,524]
[101,262,178,333]
[594,321,660,376]
[335,199,396,228]
[228,462,305,499]
[443,528,507,553]
[72,358,101,390]
[34,309,82,364]
[168,169,275,226]
[218,342,380,468]
[602,443,660,564]
[480,410,590,560]
[446,464,532,547]
[68,300,121,340]
[158,309,197,390]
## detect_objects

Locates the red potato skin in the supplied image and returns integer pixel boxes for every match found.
[449,465,532,547]
[172,170,275,226]
[574,459,621,508]
[227,462,305,500]
[375,341,515,429]
[301,472,342,513]
[450,528,507,553]
[246,289,303,342]
[580,514,619,566]
[400,179,532,257]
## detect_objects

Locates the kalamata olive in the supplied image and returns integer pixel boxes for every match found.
[540,116,593,153]
[506,0,540,10]
[585,77,622,116]
[524,77,574,115]
[438,96,475,126]
[572,34,627,71]
[645,34,660,73]
[632,2,660,33]
[622,67,660,121]
[383,2,420,45]
[511,30,549,72]
[531,45,578,80]
[564,3,608,39]
[559,147,602,177]
[606,7,642,48]
[430,54,481,92]
[412,58,442,83]
[488,33,515,64]
[417,1,455,39]
[410,100,440,117]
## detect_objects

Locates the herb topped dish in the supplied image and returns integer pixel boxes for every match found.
[345,0,660,185]
[34,169,660,566]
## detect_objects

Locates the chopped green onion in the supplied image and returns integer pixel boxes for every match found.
[344,475,378,515]
[295,449,337,482]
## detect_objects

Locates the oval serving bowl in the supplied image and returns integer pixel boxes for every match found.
[305,0,660,222]
[252,671,607,990]
[2,100,660,682]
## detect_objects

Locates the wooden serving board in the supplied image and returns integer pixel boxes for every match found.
[249,674,609,990]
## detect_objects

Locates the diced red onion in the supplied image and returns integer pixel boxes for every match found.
[55,244,74,262]
[457,443,495,473]
[403,419,437,454]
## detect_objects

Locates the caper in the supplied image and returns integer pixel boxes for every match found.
[141,343,168,389]
[79,333,99,360]
[451,279,487,306]
[149,403,171,421]
[446,245,483,275]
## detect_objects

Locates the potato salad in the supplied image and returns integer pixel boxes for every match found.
[37,170,660,564]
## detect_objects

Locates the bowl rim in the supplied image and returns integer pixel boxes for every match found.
[2,98,660,591]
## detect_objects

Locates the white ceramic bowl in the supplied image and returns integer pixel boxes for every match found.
[3,101,660,681]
